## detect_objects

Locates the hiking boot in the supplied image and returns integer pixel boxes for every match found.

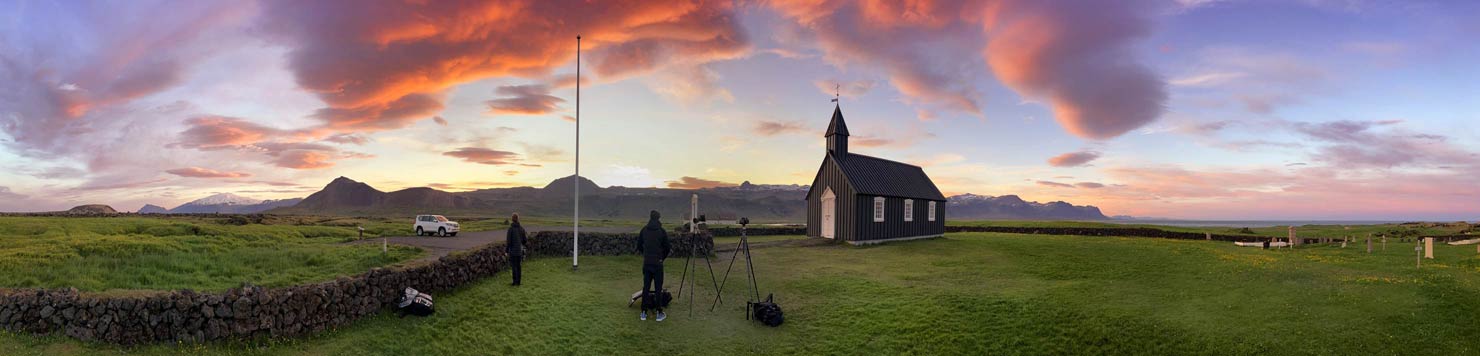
[656,311,666,322]
[640,311,648,321]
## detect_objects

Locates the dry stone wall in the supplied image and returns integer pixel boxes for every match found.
[0,231,711,345]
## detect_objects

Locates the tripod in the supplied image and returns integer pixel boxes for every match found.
[711,224,761,316]
[675,232,720,317]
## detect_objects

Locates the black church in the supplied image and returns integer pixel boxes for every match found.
[805,105,946,244]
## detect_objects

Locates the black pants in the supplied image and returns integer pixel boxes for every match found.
[642,263,664,311]
[510,255,523,285]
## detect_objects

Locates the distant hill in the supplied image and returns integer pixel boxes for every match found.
[140,193,304,214]
[264,176,1108,222]
[271,177,481,215]
[138,204,169,214]
[67,204,117,215]
[945,194,1107,220]
[168,193,303,214]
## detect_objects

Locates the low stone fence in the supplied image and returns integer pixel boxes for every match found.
[528,231,713,256]
[705,226,807,237]
[944,226,1283,242]
[0,231,711,345]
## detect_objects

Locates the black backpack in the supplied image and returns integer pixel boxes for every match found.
[749,294,784,327]
[397,287,435,317]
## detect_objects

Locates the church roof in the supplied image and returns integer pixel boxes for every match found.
[831,153,946,201]
[824,105,849,137]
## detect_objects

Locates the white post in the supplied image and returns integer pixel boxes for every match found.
[690,194,699,233]
[572,35,581,271]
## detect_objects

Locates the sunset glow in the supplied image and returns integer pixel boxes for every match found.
[1,0,1477,220]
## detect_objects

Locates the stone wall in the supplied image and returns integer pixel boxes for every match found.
[527,231,713,256]
[0,231,711,345]
[705,226,808,237]
[945,225,1284,242]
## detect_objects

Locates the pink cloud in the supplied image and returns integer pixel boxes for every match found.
[753,121,809,136]
[1036,180,1073,188]
[769,1,1166,139]
[165,167,251,178]
[1047,150,1101,167]
[272,150,334,169]
[486,85,565,115]
[770,0,986,115]
[984,0,1168,139]
[443,147,525,166]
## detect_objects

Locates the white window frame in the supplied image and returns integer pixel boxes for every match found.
[904,199,914,222]
[873,197,885,222]
[928,201,936,222]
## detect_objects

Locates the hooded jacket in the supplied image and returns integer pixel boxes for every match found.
[636,211,670,265]
[506,221,527,257]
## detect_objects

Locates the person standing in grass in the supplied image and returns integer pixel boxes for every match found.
[636,210,671,322]
[507,213,528,286]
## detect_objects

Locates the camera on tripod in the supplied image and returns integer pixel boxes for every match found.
[739,217,749,226]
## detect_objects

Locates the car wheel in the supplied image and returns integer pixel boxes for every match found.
[438,227,447,237]
[416,227,424,236]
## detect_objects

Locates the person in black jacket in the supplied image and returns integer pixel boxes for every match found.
[636,210,670,321]
[506,213,528,286]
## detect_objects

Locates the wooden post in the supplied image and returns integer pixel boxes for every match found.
[1367,236,1372,254]
[1289,226,1300,247]
[1416,239,1423,268]
[1205,233,1211,241]
[1425,237,1434,259]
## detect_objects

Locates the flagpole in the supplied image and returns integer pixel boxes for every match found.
[573,35,581,271]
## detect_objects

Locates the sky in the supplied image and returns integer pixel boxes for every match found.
[1,0,1477,220]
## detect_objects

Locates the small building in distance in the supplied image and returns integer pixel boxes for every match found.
[805,105,946,244]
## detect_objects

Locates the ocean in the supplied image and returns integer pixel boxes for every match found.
[1104,220,1417,228]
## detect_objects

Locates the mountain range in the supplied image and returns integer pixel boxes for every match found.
[261,176,1107,221]
[138,193,302,214]
[138,176,1108,221]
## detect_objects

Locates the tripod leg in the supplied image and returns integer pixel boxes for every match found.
[703,248,722,307]
[710,242,744,311]
[676,247,693,299]
[744,236,760,303]
[689,249,697,317]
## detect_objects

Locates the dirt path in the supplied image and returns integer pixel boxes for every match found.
[346,225,633,263]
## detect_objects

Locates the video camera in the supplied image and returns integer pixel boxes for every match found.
[739,217,749,226]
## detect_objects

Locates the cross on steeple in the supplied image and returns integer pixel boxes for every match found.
[832,83,839,103]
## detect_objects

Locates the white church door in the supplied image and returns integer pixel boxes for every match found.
[821,188,835,239]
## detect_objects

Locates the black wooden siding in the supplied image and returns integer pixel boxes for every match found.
[849,195,944,242]
[809,155,945,242]
[807,156,857,241]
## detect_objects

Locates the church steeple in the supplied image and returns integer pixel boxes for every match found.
[825,104,849,159]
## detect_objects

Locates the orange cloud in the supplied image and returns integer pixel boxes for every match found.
[165,167,251,178]
[273,150,334,169]
[666,176,737,189]
[172,116,283,150]
[258,0,749,134]
[1047,150,1100,167]
[443,147,526,166]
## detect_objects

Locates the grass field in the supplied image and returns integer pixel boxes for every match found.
[6,231,1480,355]
[0,217,420,292]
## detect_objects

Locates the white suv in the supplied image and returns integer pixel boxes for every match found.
[414,215,459,237]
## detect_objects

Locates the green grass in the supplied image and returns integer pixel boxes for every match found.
[713,234,808,245]
[8,232,1480,354]
[0,217,420,292]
